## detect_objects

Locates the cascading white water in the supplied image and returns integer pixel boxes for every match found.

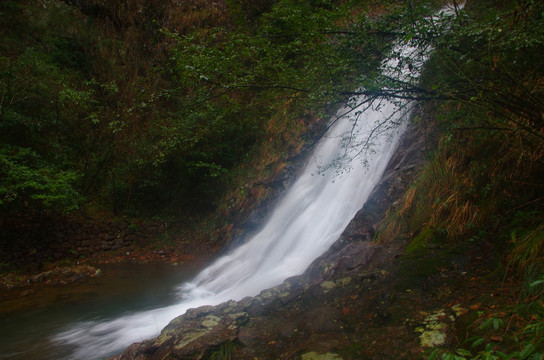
[54,113,404,359]
[52,6,459,356]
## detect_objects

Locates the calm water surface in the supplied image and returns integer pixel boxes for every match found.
[0,262,201,360]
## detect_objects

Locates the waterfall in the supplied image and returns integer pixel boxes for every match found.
[54,87,407,360]
[52,6,458,358]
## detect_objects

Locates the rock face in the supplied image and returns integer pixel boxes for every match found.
[0,217,167,268]
[114,121,430,360]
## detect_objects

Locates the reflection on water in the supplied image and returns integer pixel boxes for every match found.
[0,262,200,360]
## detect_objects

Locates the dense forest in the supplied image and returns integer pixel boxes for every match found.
[0,0,380,220]
[1,0,544,358]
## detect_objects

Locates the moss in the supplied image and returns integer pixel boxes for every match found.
[301,352,343,360]
[203,339,241,360]
[321,281,337,290]
[395,242,469,291]
[405,226,434,254]
[202,315,221,328]
[414,310,449,348]
[419,330,446,347]
[336,277,352,287]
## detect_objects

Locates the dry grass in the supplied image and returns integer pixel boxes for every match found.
[379,101,544,251]
[395,141,482,241]
[507,225,544,280]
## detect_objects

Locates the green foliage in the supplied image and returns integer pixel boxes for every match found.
[172,7,304,107]
[424,264,544,360]
[427,322,544,360]
[427,317,544,360]
[155,0,377,210]
[2,0,540,229]
[421,1,543,138]
[0,146,81,215]
[0,0,177,215]
[168,0,396,114]
[0,0,441,219]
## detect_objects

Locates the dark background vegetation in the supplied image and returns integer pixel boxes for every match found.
[1,0,543,356]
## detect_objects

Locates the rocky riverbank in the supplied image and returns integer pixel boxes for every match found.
[0,216,219,303]
[115,235,508,360]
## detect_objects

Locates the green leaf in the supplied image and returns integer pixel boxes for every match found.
[457,349,472,357]
[471,337,485,348]
[427,348,441,360]
[521,344,536,359]
[530,278,544,287]
[493,318,504,330]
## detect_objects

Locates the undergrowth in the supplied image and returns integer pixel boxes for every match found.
[378,99,544,260]
[378,100,544,358]
[376,16,544,353]
[426,278,544,360]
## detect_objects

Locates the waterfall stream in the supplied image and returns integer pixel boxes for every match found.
[54,53,419,360]
[54,65,413,360]
[55,110,406,360]
[49,6,460,356]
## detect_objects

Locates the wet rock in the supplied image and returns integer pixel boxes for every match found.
[237,324,260,348]
[116,308,250,360]
[244,298,265,317]
[419,330,446,348]
[1,265,102,289]
[414,310,449,348]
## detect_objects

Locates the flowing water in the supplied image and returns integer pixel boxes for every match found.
[0,7,458,356]
[52,114,406,360]
[50,47,418,359]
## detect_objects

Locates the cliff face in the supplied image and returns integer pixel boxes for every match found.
[113,117,436,359]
